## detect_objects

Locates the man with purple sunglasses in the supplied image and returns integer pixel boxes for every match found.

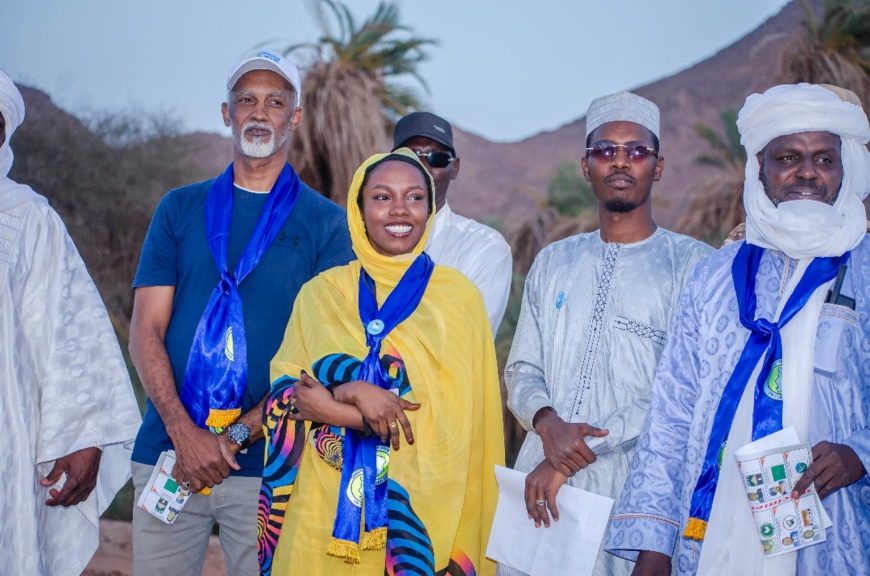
[500,92,711,576]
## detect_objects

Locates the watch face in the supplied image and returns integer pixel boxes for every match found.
[228,422,250,444]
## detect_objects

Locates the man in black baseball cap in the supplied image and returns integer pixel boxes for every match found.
[393,111,512,336]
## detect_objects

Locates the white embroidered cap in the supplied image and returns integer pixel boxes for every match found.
[585,91,660,140]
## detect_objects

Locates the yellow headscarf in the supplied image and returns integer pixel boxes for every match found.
[348,148,436,281]
[259,151,504,576]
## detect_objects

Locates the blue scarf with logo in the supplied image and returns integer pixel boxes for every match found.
[180,162,301,429]
[683,242,847,541]
[329,252,434,558]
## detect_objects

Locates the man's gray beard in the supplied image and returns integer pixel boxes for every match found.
[233,122,289,159]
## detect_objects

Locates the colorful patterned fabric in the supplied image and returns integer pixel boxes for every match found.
[258,150,504,575]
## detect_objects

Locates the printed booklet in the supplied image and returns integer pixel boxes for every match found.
[136,450,192,525]
[734,427,832,557]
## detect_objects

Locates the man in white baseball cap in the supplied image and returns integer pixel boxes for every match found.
[227,49,302,108]
[129,50,352,575]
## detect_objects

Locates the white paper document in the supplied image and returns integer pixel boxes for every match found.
[136,450,192,524]
[734,426,833,557]
[486,466,614,576]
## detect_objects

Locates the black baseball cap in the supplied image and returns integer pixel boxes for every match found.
[392,111,456,155]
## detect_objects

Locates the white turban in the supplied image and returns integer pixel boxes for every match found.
[0,68,25,179]
[737,83,870,259]
[0,69,37,211]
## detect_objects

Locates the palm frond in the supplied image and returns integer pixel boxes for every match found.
[265,0,437,201]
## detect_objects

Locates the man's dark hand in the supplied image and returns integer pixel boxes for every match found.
[534,408,608,476]
[632,551,671,576]
[792,441,866,500]
[41,446,102,507]
[170,424,233,492]
[524,460,568,528]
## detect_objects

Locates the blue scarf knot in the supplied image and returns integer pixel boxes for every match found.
[180,162,301,430]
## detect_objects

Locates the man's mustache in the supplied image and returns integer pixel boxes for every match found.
[783,178,827,195]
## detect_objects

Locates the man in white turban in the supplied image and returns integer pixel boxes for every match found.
[606,83,870,575]
[0,69,142,575]
[500,91,711,576]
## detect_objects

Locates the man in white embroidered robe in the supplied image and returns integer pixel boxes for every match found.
[606,84,870,575]
[0,70,141,575]
[500,92,711,576]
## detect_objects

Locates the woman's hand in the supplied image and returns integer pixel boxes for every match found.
[334,380,420,450]
[289,371,348,425]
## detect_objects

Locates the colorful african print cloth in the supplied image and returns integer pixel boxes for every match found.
[258,150,504,575]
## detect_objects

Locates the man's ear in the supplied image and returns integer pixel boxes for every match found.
[581,157,591,182]
[221,102,231,128]
[289,107,303,131]
[451,156,461,180]
[653,155,664,182]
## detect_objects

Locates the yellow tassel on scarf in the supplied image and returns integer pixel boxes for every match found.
[360,527,387,550]
[683,517,707,541]
[326,538,361,564]
[206,408,241,429]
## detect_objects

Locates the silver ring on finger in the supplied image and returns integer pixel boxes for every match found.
[536,499,547,506]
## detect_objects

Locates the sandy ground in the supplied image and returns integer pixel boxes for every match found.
[83,520,227,576]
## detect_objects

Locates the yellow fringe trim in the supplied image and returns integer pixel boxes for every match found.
[361,527,387,550]
[326,538,361,564]
[196,486,212,496]
[683,517,707,541]
[206,408,241,429]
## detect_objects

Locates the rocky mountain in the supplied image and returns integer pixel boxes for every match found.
[11,0,827,250]
[447,0,811,229]
[105,0,813,231]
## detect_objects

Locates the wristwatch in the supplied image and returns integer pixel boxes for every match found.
[227,422,251,449]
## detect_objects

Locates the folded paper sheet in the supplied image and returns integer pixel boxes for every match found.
[486,466,614,576]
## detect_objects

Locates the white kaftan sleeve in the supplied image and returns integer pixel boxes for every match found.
[505,254,552,431]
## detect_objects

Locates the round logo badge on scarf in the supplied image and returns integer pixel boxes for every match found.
[764,359,783,401]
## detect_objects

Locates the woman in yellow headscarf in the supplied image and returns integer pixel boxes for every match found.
[258,149,504,576]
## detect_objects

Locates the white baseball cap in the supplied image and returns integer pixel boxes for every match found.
[226,49,301,108]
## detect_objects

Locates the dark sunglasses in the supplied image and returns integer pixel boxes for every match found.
[585,142,658,162]
[412,150,455,168]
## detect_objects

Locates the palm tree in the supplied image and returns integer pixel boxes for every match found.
[274,0,436,204]
[677,110,747,244]
[779,0,870,104]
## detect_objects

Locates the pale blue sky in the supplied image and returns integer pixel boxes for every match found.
[3,0,792,142]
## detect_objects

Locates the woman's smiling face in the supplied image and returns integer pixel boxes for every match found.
[361,160,430,257]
